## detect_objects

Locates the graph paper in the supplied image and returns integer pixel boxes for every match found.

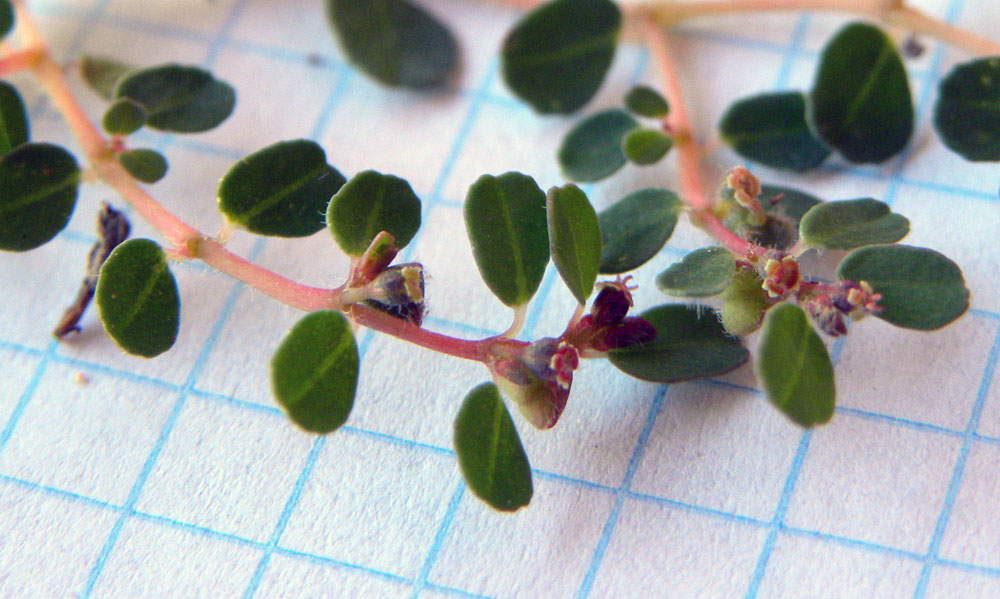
[1,0,999,597]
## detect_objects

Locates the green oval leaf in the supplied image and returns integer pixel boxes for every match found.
[0,142,79,251]
[271,310,359,434]
[719,91,830,172]
[720,267,770,336]
[96,239,180,357]
[102,98,147,135]
[328,169,421,255]
[81,55,134,101]
[624,85,669,118]
[220,140,346,238]
[114,64,235,133]
[1,0,13,39]
[934,57,1000,161]
[454,382,533,512]
[326,0,457,89]
[622,128,672,165]
[799,198,909,249]
[464,172,549,307]
[558,109,637,182]
[609,304,749,383]
[117,148,168,184]
[547,184,601,304]
[756,303,835,427]
[809,22,913,163]
[598,188,682,274]
[0,80,29,155]
[837,244,969,330]
[501,0,621,114]
[656,246,735,298]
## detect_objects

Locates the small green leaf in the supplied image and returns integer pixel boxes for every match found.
[624,85,669,118]
[558,109,638,182]
[454,382,533,511]
[501,0,621,114]
[719,267,770,336]
[117,148,168,184]
[114,64,235,133]
[809,22,913,163]
[719,91,830,172]
[96,239,180,358]
[547,184,601,304]
[271,310,359,434]
[799,198,909,249]
[622,128,672,165]
[934,57,1000,161]
[598,188,682,274]
[326,0,457,89]
[328,169,421,254]
[837,244,969,330]
[756,304,835,427]
[0,142,79,251]
[220,140,346,238]
[464,172,549,307]
[0,80,29,155]
[609,304,749,383]
[1,0,13,39]
[81,56,134,101]
[656,246,735,298]
[102,98,147,135]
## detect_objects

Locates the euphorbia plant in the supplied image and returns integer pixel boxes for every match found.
[1,0,996,511]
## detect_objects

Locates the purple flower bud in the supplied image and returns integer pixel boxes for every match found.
[591,285,630,327]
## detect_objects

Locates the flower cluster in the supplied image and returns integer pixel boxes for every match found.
[802,280,882,337]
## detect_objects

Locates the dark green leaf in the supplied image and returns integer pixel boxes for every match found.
[220,140,346,238]
[624,85,669,118]
[464,172,549,307]
[609,304,749,383]
[118,148,168,184]
[114,64,235,133]
[328,169,420,254]
[96,239,180,357]
[799,198,909,249]
[0,142,79,251]
[454,382,533,511]
[622,128,672,165]
[598,188,682,274]
[501,0,621,114]
[756,303,835,427]
[326,0,457,89]
[1,0,13,39]
[0,80,29,155]
[656,246,735,297]
[271,310,359,433]
[102,98,147,135]
[719,267,770,336]
[719,91,830,172]
[837,244,969,330]
[934,57,1000,161]
[80,55,134,101]
[809,22,913,163]
[547,184,601,304]
[558,109,637,182]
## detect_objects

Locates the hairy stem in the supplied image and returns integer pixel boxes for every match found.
[10,0,498,363]
[639,15,759,258]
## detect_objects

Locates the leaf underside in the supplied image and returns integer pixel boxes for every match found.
[656,246,736,298]
[798,198,909,249]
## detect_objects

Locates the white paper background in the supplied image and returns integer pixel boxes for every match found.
[1,0,999,597]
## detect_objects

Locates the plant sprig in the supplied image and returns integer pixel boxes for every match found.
[0,0,992,512]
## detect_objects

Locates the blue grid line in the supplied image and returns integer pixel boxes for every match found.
[913,316,1000,598]
[0,472,123,513]
[935,558,1000,578]
[625,489,770,529]
[78,234,266,596]
[273,545,413,585]
[240,435,326,599]
[576,386,668,598]
[225,39,344,70]
[202,0,249,67]
[0,339,58,460]
[423,583,498,599]
[773,14,811,90]
[309,68,355,142]
[410,482,467,598]
[0,339,46,357]
[132,510,268,552]
[49,352,184,392]
[780,523,926,562]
